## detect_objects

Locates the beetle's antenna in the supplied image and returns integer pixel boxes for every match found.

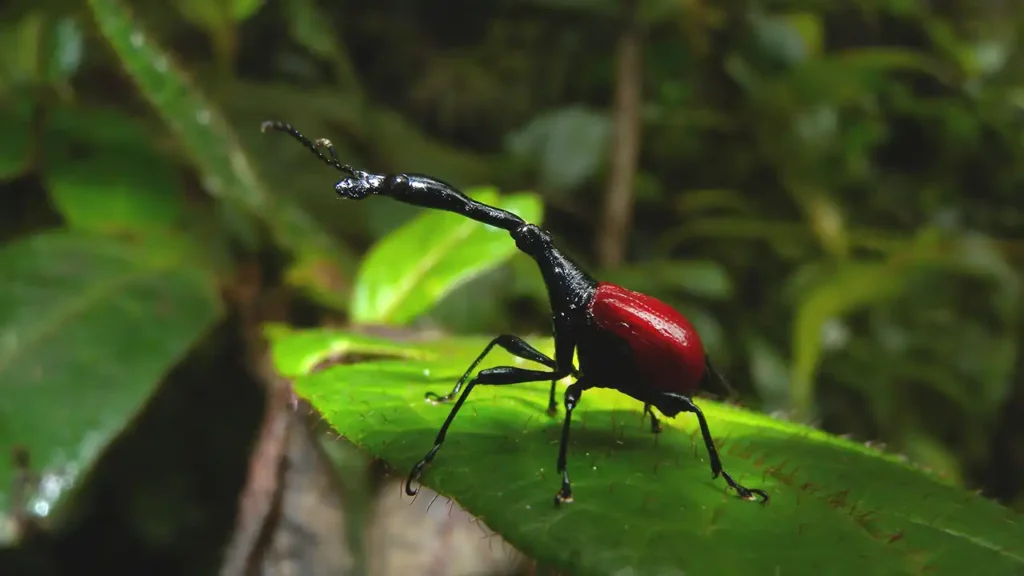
[261,120,356,176]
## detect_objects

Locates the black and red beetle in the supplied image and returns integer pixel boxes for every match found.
[262,120,769,506]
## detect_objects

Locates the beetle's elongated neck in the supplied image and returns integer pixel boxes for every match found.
[530,245,598,313]
[374,172,599,311]
[380,174,526,231]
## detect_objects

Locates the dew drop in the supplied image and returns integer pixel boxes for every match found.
[130,31,144,47]
[153,55,168,73]
[195,109,211,125]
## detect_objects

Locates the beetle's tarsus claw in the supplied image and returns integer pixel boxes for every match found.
[424,391,450,404]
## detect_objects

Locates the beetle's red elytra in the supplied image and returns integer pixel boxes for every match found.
[590,282,706,396]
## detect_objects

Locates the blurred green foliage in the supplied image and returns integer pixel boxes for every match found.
[0,0,1022,572]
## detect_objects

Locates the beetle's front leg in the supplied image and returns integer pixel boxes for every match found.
[407,366,572,497]
[424,334,568,404]
[643,403,663,434]
[554,380,591,505]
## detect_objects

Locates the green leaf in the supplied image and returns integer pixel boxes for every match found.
[281,0,340,61]
[0,12,44,89]
[43,16,84,85]
[789,262,910,421]
[0,230,223,540]
[0,97,33,181]
[751,11,823,66]
[175,0,264,30]
[507,106,612,192]
[268,326,1024,576]
[86,0,353,308]
[43,107,185,235]
[350,188,544,325]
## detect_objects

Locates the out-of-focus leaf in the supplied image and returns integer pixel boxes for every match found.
[0,98,33,180]
[229,0,265,20]
[790,262,911,421]
[351,188,544,325]
[603,259,734,300]
[44,16,84,85]
[86,0,354,309]
[747,336,791,412]
[908,231,1020,318]
[508,251,549,307]
[0,12,43,89]
[427,267,514,334]
[175,0,265,30]
[789,226,1020,422]
[506,106,611,192]
[751,11,823,66]
[0,230,222,541]
[902,432,963,485]
[282,0,340,62]
[43,107,184,235]
[268,326,1024,576]
[675,189,756,216]
[831,48,952,84]
[801,191,849,258]
[0,12,83,92]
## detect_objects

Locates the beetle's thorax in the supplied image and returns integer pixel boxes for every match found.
[536,246,598,320]
[510,225,597,319]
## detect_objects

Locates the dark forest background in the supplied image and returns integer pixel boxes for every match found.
[0,0,1022,574]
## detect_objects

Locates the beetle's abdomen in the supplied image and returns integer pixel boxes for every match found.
[588,282,706,394]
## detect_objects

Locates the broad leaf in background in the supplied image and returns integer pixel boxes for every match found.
[789,261,910,422]
[350,188,543,325]
[43,107,185,235]
[267,326,1024,576]
[86,0,357,310]
[789,228,1021,423]
[0,231,222,543]
[506,106,612,193]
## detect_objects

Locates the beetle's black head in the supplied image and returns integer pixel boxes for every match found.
[334,171,383,200]
[510,223,553,257]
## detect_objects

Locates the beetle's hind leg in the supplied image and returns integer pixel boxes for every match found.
[547,380,559,416]
[670,393,769,503]
[545,366,583,417]
[642,403,663,434]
